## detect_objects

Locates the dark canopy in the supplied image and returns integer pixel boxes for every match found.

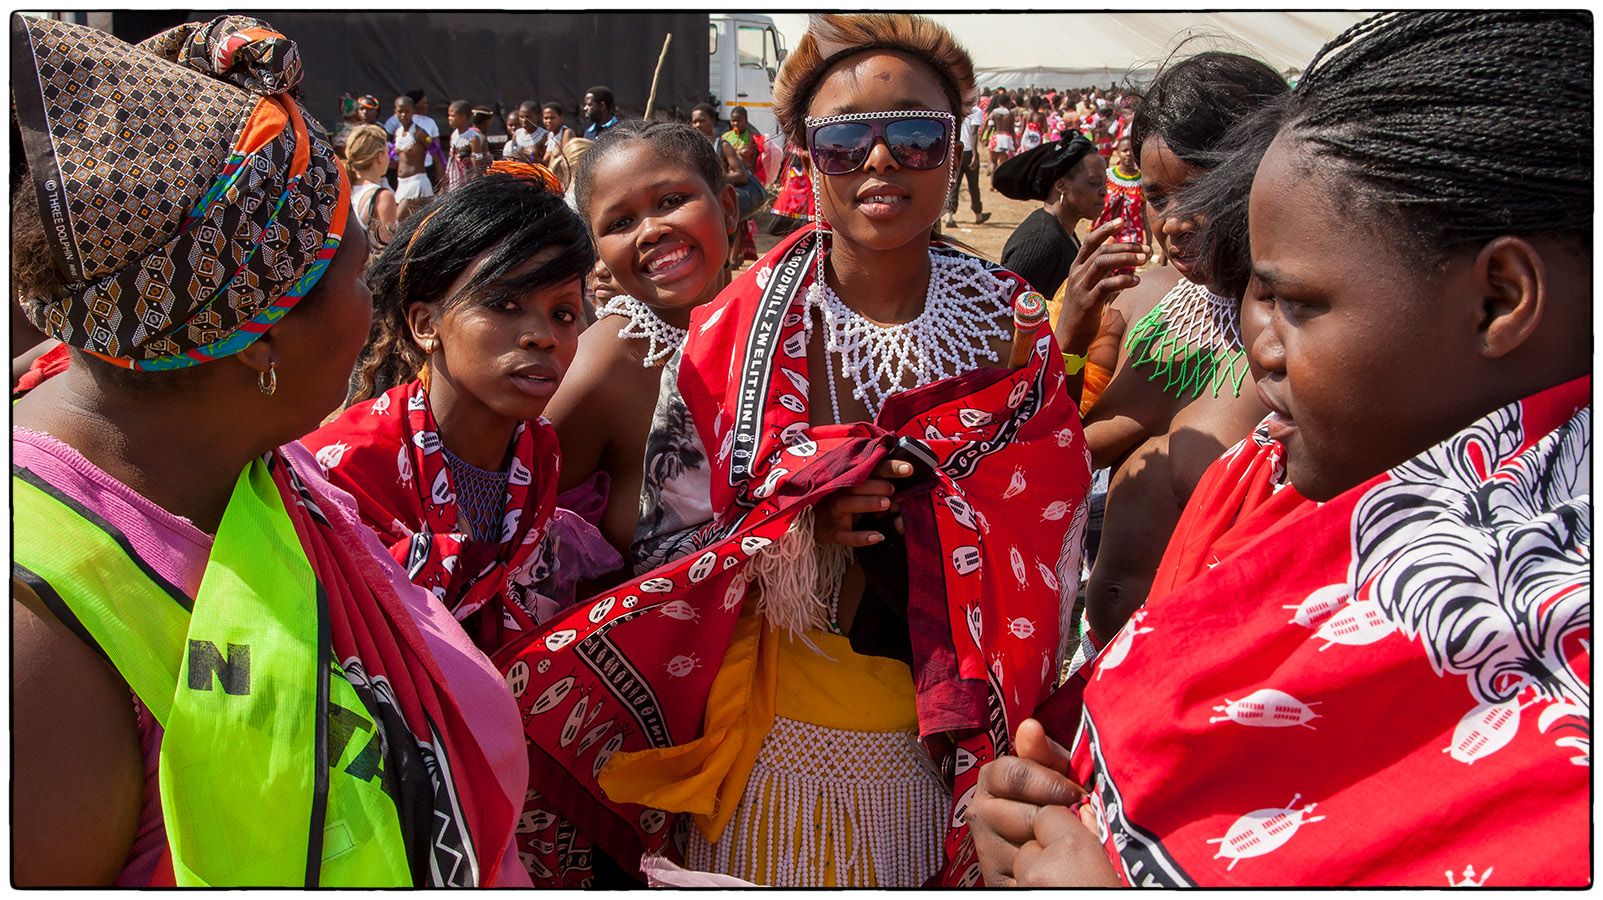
[108,12,710,132]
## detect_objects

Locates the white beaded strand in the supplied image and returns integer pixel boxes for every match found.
[807,252,1013,420]
[594,295,689,368]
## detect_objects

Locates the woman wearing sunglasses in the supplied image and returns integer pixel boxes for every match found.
[493,13,1090,888]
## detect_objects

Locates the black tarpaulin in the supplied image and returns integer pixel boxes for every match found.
[109,12,710,134]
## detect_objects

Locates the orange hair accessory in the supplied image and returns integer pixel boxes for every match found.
[396,204,448,300]
[488,159,563,194]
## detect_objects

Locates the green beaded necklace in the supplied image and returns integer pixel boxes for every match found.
[1123,278,1249,400]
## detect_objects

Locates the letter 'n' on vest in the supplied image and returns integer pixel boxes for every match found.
[12,460,413,886]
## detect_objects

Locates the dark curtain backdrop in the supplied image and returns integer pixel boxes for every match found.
[109,12,710,132]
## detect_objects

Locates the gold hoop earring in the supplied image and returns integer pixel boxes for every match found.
[258,361,278,396]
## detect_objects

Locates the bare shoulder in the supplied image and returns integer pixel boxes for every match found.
[12,582,144,885]
[548,317,639,426]
[1112,264,1182,326]
[1166,384,1270,501]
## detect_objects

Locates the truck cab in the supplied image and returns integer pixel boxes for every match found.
[708,14,786,142]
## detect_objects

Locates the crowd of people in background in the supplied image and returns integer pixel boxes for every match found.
[10,10,1589,891]
[321,78,1141,237]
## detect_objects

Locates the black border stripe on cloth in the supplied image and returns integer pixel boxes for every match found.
[12,563,113,664]
[728,231,817,491]
[12,464,196,611]
[305,580,332,887]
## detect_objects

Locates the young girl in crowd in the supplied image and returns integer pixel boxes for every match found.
[344,124,399,266]
[970,11,1589,888]
[721,106,766,263]
[540,101,576,170]
[544,120,738,573]
[444,100,490,190]
[12,16,526,886]
[767,147,815,237]
[496,13,1090,888]
[304,163,614,651]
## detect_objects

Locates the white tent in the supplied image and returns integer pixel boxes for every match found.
[765,11,1375,89]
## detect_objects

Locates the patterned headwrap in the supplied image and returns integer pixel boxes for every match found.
[11,15,349,370]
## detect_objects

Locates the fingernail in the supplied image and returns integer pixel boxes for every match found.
[869,532,885,543]
[896,461,913,475]
[879,497,890,510]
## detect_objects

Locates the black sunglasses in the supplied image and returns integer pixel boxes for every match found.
[804,111,956,176]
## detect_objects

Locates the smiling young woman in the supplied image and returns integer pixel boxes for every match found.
[543,120,738,577]
[492,12,1094,889]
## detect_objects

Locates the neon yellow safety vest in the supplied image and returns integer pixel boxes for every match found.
[13,458,416,886]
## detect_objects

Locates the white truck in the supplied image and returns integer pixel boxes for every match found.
[708,14,787,142]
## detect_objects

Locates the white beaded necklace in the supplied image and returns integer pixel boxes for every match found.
[595,295,689,368]
[806,250,1013,422]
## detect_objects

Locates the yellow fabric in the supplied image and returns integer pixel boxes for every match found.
[1048,279,1115,414]
[598,605,776,841]
[772,628,918,731]
[598,603,920,846]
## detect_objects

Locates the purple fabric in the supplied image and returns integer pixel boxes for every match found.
[540,470,624,611]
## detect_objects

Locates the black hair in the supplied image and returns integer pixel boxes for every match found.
[354,171,596,400]
[448,99,472,116]
[405,89,426,104]
[518,100,541,115]
[1179,11,1592,298]
[584,85,615,110]
[572,119,726,223]
[691,102,719,120]
[1128,50,1287,167]
[542,101,564,116]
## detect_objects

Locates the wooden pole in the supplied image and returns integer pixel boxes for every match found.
[643,32,674,120]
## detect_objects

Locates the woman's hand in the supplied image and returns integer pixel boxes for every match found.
[1055,218,1147,354]
[968,718,1088,886]
[1013,803,1122,887]
[813,458,912,547]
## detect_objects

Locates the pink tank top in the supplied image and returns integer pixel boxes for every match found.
[13,427,211,884]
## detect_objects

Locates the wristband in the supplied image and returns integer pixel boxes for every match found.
[1061,351,1089,375]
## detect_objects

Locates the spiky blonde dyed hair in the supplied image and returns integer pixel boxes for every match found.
[773,13,977,147]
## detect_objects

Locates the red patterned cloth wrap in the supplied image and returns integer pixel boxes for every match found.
[272,448,516,884]
[1057,375,1590,887]
[1091,166,1145,248]
[13,343,72,396]
[302,379,560,653]
[493,225,1092,886]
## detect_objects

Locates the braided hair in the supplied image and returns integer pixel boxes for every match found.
[352,170,595,401]
[1182,11,1592,297]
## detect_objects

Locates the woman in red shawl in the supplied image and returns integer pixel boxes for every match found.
[493,13,1093,888]
[968,11,1590,888]
[304,163,616,653]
